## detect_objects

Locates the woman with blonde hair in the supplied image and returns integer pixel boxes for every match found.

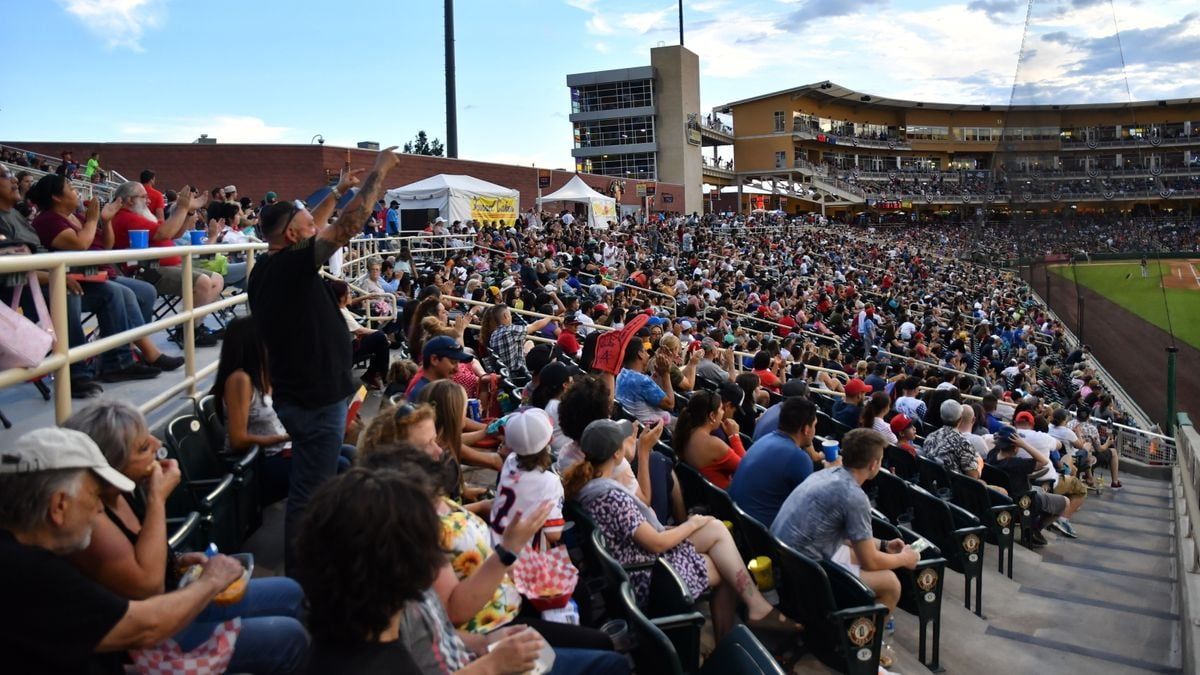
[656,333,699,393]
[418,379,502,475]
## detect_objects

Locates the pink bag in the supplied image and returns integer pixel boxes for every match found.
[129,618,242,675]
[0,270,56,370]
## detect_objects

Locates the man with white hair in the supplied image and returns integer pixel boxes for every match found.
[109,181,225,317]
[0,427,245,673]
[921,399,981,479]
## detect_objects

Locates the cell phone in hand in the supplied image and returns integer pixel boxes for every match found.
[909,538,933,554]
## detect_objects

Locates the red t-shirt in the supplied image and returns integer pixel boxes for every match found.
[111,208,182,266]
[29,210,117,278]
[753,368,781,392]
[143,183,165,220]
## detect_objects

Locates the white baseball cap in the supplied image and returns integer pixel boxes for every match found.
[2,427,136,492]
[503,408,554,456]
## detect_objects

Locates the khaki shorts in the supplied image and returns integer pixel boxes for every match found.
[1053,475,1089,500]
[153,266,209,298]
[1034,488,1068,516]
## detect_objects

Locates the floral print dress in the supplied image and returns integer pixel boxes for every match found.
[586,488,709,606]
[439,498,522,633]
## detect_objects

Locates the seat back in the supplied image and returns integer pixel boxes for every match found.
[166,415,228,482]
[617,582,684,675]
[916,455,953,498]
[867,469,913,524]
[731,502,775,563]
[700,625,786,675]
[195,395,226,454]
[673,460,710,513]
[908,484,959,555]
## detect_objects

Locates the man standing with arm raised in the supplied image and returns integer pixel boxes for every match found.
[248,147,400,575]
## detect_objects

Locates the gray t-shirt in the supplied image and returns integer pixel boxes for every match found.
[696,358,728,384]
[770,467,872,561]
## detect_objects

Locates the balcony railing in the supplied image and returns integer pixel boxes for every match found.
[0,242,265,423]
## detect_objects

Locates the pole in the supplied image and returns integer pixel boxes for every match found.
[444,0,458,158]
[1166,345,1179,435]
[678,0,684,45]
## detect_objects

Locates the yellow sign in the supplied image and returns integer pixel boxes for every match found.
[591,198,616,223]
[469,195,517,224]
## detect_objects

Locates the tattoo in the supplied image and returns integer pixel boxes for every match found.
[734,568,754,597]
[327,169,385,247]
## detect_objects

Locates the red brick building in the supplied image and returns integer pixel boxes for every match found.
[6,141,685,214]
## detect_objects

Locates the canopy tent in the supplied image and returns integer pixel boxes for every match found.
[383,174,519,226]
[541,175,617,229]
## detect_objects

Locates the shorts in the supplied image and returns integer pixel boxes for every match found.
[153,266,209,297]
[1033,488,1068,516]
[1053,475,1089,500]
[831,544,861,578]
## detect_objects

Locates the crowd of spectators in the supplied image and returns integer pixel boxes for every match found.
[0,143,1170,674]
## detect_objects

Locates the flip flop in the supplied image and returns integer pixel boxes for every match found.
[746,606,803,633]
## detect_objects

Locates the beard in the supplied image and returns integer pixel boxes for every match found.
[62,525,93,554]
[133,204,157,222]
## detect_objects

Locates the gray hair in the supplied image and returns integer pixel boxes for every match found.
[0,470,84,531]
[62,399,147,471]
[112,180,143,202]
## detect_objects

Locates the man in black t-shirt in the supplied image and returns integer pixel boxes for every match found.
[249,146,399,575]
[0,428,245,674]
[986,425,1068,548]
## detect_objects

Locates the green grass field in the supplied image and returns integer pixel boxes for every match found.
[1050,261,1200,350]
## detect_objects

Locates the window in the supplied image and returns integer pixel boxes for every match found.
[775,151,786,168]
[573,116,656,148]
[570,79,655,114]
[905,125,949,140]
[575,152,658,179]
[774,112,786,133]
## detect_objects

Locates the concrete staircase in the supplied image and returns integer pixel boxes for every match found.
[794,473,1181,674]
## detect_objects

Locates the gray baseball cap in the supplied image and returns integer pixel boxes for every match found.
[1,427,136,492]
[580,419,634,463]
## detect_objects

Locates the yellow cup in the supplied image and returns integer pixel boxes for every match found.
[748,555,774,591]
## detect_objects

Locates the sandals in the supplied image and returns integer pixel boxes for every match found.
[746,606,803,633]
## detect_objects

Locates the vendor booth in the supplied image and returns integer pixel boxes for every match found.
[384,174,520,227]
[541,175,617,229]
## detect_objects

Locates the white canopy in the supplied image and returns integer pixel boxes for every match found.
[541,175,617,228]
[384,174,519,225]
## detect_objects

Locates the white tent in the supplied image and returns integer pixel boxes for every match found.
[384,174,519,226]
[541,175,617,229]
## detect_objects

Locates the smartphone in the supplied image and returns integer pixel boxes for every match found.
[909,538,933,554]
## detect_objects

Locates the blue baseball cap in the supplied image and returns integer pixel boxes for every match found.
[422,335,474,363]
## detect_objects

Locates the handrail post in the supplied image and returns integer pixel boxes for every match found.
[182,253,196,397]
[51,264,71,423]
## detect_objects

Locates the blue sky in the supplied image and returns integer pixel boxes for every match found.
[4,0,1198,169]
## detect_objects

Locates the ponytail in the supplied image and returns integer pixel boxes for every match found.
[562,460,599,500]
[672,390,720,455]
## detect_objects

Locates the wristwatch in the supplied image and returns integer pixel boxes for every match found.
[494,544,518,566]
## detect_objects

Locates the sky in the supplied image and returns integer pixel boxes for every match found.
[4,0,1199,169]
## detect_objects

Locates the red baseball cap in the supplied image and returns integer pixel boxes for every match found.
[889,414,912,435]
[1015,411,1036,426]
[845,379,871,396]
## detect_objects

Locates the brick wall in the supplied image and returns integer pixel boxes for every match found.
[6,141,686,213]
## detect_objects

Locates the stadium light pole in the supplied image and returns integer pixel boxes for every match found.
[444,0,458,158]
[678,0,684,45]
[1166,345,1179,435]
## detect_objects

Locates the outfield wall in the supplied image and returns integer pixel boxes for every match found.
[1021,258,1198,431]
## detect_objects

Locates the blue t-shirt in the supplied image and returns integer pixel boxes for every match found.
[729,430,813,526]
[832,400,861,429]
[752,402,783,442]
[385,208,400,235]
[615,368,667,425]
[771,467,873,561]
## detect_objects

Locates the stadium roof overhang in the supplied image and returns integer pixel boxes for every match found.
[715,81,1200,114]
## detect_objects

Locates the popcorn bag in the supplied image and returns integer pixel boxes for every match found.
[129,618,241,675]
[511,545,578,611]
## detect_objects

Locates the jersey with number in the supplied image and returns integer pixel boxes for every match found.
[490,454,565,546]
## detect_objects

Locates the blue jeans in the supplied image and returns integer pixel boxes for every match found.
[112,275,157,324]
[260,444,357,505]
[275,398,348,576]
[550,648,630,675]
[174,576,309,675]
[78,280,142,372]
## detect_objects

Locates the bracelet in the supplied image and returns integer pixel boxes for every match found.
[494,544,518,566]
[330,186,343,200]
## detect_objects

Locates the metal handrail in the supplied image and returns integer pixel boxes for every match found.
[0,242,266,423]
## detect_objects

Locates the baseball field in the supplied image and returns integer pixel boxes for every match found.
[1049,259,1200,350]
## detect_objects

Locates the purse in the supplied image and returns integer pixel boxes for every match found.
[0,268,56,370]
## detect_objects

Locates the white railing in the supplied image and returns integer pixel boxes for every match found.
[0,159,119,201]
[340,233,472,281]
[0,243,266,423]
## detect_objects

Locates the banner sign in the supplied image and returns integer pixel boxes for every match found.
[538,170,551,189]
[470,195,517,224]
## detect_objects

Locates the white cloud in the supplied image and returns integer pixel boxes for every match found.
[58,0,167,52]
[594,41,611,53]
[587,14,615,34]
[117,115,292,143]
[565,0,599,10]
[618,6,676,33]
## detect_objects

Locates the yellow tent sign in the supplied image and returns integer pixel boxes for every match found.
[469,195,517,224]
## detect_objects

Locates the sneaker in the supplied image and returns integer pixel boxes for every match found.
[1028,529,1049,547]
[70,378,104,399]
[99,362,162,382]
[1110,481,1123,490]
[1048,521,1078,539]
[148,354,185,371]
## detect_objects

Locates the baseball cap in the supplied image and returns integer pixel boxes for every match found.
[422,336,474,363]
[995,425,1018,447]
[223,184,237,193]
[940,399,963,423]
[889,414,912,435]
[580,419,634,463]
[503,408,554,456]
[434,216,446,223]
[646,316,668,327]
[1,427,136,492]
[265,191,278,201]
[844,379,871,396]
[1015,411,1036,426]
[564,311,583,325]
